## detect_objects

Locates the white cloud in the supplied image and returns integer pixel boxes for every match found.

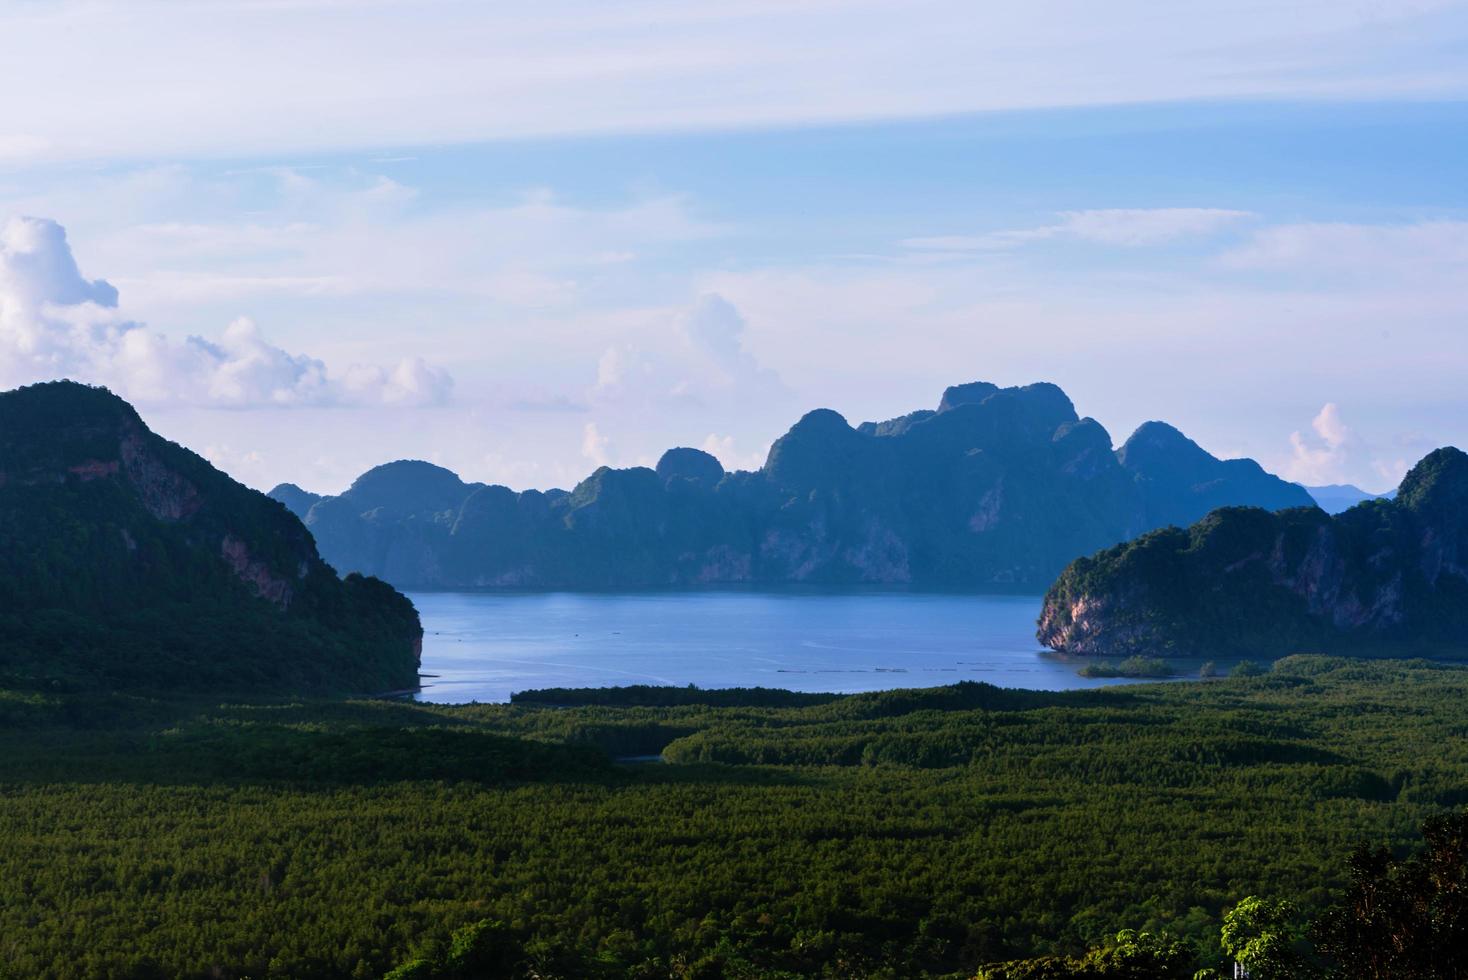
[676,292,784,394]
[0,215,451,407]
[1286,403,1357,484]
[1219,220,1468,278]
[338,356,454,408]
[700,432,767,472]
[902,208,1253,252]
[0,215,118,307]
[591,293,787,411]
[593,345,629,394]
[1051,209,1254,246]
[1281,404,1421,491]
[581,421,612,468]
[679,293,746,364]
[4,2,1468,162]
[23,174,723,321]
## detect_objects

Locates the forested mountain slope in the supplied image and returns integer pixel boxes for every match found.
[1039,447,1468,659]
[0,381,421,693]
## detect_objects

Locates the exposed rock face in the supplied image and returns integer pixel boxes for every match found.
[220,535,294,607]
[0,380,422,693]
[280,380,1313,591]
[1038,448,1468,659]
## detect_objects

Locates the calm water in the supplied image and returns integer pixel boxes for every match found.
[409,591,1161,704]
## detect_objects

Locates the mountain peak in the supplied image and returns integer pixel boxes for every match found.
[1117,421,1210,466]
[0,379,140,435]
[656,447,725,486]
[937,381,1000,413]
[1397,446,1468,514]
[345,459,470,512]
[267,482,323,519]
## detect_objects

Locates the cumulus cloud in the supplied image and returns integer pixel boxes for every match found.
[590,293,786,410]
[0,215,451,407]
[902,208,1253,252]
[581,421,612,467]
[674,292,785,396]
[1286,403,1359,485]
[699,432,767,472]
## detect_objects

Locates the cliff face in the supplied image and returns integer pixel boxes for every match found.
[1038,448,1468,659]
[279,380,1312,591]
[0,381,422,693]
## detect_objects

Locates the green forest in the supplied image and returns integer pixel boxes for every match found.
[3,657,1467,978]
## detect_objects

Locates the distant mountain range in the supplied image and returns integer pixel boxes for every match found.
[0,381,422,693]
[1302,483,1393,515]
[1038,448,1465,659]
[272,380,1314,591]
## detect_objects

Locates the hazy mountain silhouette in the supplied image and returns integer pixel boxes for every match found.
[276,380,1312,591]
[1303,483,1392,515]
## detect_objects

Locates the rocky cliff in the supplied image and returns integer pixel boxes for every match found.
[1038,448,1468,658]
[0,381,422,693]
[277,380,1312,591]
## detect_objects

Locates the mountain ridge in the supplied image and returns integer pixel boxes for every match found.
[275,380,1313,591]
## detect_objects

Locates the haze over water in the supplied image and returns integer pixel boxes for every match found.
[410,591,1158,703]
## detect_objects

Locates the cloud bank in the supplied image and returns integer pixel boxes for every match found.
[4,1,1468,162]
[0,216,451,407]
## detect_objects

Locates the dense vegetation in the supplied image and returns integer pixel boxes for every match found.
[1076,655,1173,678]
[277,380,1310,591]
[1039,447,1468,660]
[3,657,1467,978]
[0,381,421,694]
[980,809,1468,979]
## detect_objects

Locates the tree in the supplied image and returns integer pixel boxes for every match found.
[1314,809,1468,978]
[384,920,523,980]
[1221,897,1315,980]
[975,929,1198,979]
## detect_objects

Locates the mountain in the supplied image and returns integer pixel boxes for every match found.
[1304,483,1392,515]
[1118,421,1308,529]
[268,482,321,518]
[278,380,1313,591]
[1037,448,1468,659]
[0,381,422,693]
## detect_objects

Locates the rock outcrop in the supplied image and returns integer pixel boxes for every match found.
[0,380,422,693]
[278,380,1312,591]
[1038,448,1468,659]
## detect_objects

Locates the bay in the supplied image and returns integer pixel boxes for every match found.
[409,590,1173,703]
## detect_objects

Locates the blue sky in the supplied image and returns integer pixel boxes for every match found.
[3,2,1468,493]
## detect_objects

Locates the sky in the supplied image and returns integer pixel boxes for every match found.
[3,1,1468,494]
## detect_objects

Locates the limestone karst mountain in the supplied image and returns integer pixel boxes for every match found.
[275,381,1312,591]
[1039,448,1468,659]
[0,381,421,692]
